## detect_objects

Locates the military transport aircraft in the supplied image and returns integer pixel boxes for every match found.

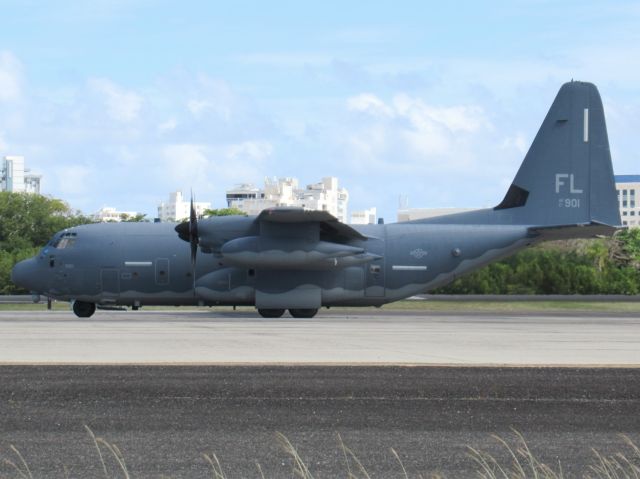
[11,81,621,318]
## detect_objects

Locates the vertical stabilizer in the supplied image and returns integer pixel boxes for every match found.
[495,81,620,228]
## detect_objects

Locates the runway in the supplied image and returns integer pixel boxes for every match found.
[0,309,639,365]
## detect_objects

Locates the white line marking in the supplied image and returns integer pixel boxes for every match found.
[124,261,153,267]
[583,108,589,143]
[392,265,428,271]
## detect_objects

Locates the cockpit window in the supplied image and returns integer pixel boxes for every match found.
[52,231,77,249]
[57,237,76,249]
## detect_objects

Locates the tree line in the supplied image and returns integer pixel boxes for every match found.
[435,230,640,295]
[1,191,639,295]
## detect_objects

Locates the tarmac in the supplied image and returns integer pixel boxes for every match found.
[0,309,639,365]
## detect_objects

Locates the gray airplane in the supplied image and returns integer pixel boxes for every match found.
[11,81,622,318]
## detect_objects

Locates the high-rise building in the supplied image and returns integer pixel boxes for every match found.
[226,176,349,223]
[1,156,42,194]
[351,207,377,225]
[93,207,142,222]
[615,175,640,228]
[157,191,211,222]
[397,207,478,222]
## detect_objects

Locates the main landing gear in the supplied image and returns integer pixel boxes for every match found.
[257,308,319,318]
[288,309,318,318]
[72,301,96,318]
[257,309,285,318]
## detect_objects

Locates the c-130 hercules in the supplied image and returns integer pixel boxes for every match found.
[12,81,622,318]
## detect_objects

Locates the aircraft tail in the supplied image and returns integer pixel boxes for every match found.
[493,81,621,231]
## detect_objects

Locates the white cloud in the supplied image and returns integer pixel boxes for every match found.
[0,131,7,151]
[344,92,491,166]
[392,94,488,133]
[52,165,91,197]
[160,140,273,196]
[162,143,210,179]
[235,52,332,68]
[0,51,22,102]
[158,118,177,133]
[185,76,239,122]
[89,78,143,122]
[500,133,528,154]
[226,140,273,161]
[348,94,394,117]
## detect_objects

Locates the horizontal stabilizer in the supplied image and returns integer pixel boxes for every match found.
[528,221,620,240]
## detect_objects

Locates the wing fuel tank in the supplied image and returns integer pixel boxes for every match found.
[220,236,373,269]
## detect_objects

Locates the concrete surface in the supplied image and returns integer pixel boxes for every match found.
[0,309,639,365]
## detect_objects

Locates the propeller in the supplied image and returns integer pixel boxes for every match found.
[175,192,199,292]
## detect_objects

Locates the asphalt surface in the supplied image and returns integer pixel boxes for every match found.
[1,309,640,364]
[1,366,640,478]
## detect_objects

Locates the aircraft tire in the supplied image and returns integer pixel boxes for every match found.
[73,301,96,318]
[289,308,318,318]
[257,308,285,318]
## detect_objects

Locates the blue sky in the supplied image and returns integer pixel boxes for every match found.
[1,0,639,221]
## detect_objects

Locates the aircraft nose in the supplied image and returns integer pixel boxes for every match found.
[11,258,43,293]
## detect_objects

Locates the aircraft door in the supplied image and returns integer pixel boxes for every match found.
[100,269,120,298]
[365,257,385,297]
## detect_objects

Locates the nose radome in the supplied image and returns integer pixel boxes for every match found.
[11,258,41,293]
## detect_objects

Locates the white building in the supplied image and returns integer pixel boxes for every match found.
[158,191,211,222]
[616,175,640,228]
[1,156,42,194]
[351,207,377,225]
[226,176,349,223]
[93,207,142,222]
[397,207,478,222]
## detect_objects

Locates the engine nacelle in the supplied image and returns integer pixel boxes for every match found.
[220,236,367,269]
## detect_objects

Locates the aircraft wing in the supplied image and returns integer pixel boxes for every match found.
[214,207,376,272]
[257,207,368,241]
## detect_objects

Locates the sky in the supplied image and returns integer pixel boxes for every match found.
[1,0,639,222]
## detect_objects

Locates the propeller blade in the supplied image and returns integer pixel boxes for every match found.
[189,193,199,292]
[174,192,201,294]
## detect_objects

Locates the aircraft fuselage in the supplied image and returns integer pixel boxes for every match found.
[12,218,532,309]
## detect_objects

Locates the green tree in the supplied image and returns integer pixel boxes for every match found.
[0,192,93,252]
[436,236,640,295]
[119,213,148,222]
[0,192,94,294]
[203,207,247,217]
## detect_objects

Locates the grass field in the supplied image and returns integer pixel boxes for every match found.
[1,299,640,314]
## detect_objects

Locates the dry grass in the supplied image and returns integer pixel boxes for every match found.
[467,429,565,479]
[2,428,640,478]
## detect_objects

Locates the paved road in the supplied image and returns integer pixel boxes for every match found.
[0,366,639,478]
[0,309,639,365]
